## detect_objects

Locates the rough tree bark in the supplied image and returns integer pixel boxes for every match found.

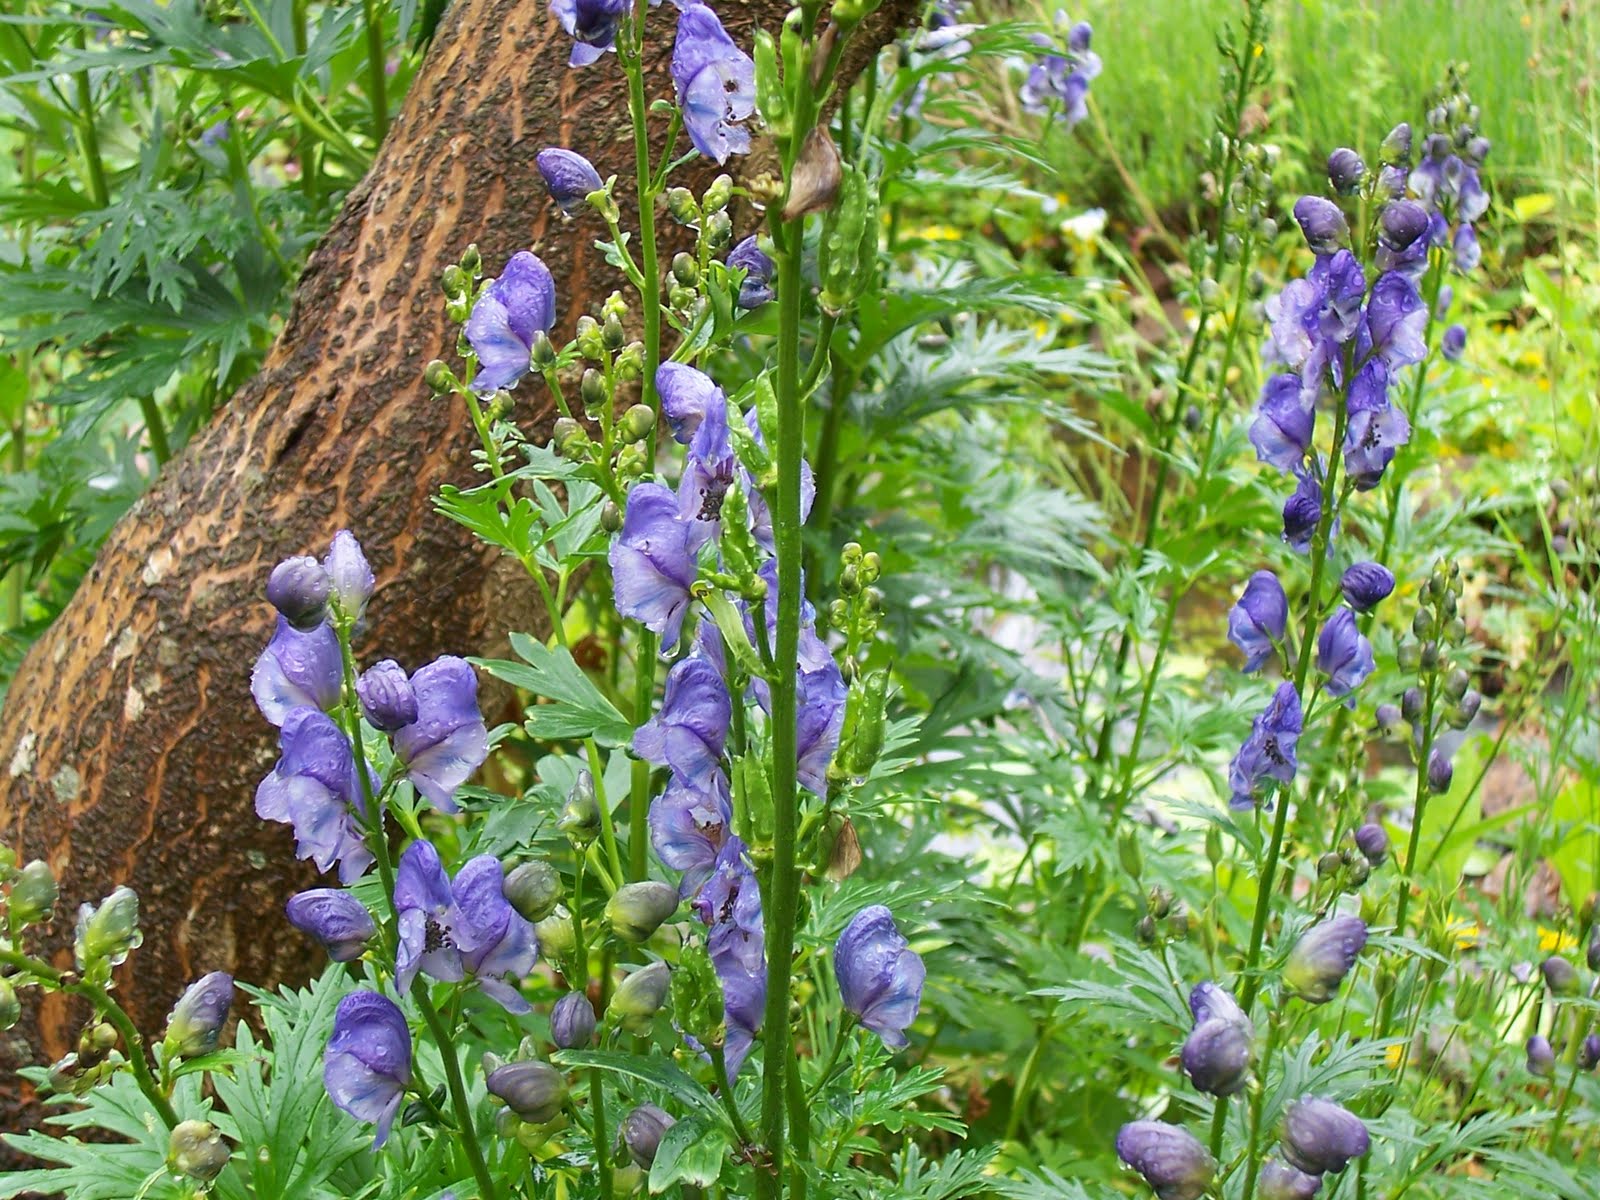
[0,0,912,1142]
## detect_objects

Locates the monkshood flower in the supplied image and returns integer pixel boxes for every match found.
[551,991,597,1048]
[1250,374,1314,473]
[657,362,723,444]
[1526,1034,1555,1077]
[727,236,774,308]
[1441,323,1467,361]
[1426,746,1454,793]
[266,556,330,630]
[325,531,375,621]
[1257,1159,1323,1200]
[1340,562,1395,611]
[552,0,630,66]
[163,972,234,1059]
[672,3,756,164]
[486,1060,567,1123]
[324,991,411,1147]
[694,838,765,1075]
[1410,136,1489,224]
[611,482,699,650]
[465,251,557,392]
[752,558,833,676]
[1282,472,1325,553]
[286,889,377,961]
[1343,368,1412,491]
[635,655,730,789]
[650,774,732,897]
[796,658,849,794]
[251,618,342,726]
[679,400,736,548]
[1453,224,1481,273]
[1581,1033,1600,1072]
[1284,913,1368,1003]
[256,707,373,882]
[1353,822,1389,865]
[1265,250,1364,387]
[394,841,538,1013]
[1281,1097,1370,1175]
[536,148,603,215]
[621,1104,676,1167]
[1228,570,1288,672]
[356,659,418,732]
[1316,607,1375,699]
[836,905,925,1049]
[1361,271,1428,369]
[1182,982,1253,1096]
[1020,16,1100,128]
[1326,147,1365,194]
[391,656,490,813]
[1540,955,1579,996]
[1114,1121,1216,1200]
[1228,682,1303,809]
[1292,196,1350,256]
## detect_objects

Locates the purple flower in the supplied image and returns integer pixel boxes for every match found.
[1340,562,1395,611]
[1257,1159,1323,1200]
[551,991,597,1048]
[266,556,330,630]
[465,251,557,392]
[357,659,419,731]
[672,4,756,164]
[1189,981,1246,1026]
[727,236,774,308]
[1182,1017,1253,1096]
[1343,371,1411,492]
[1284,914,1367,1003]
[1426,746,1454,794]
[256,707,373,883]
[650,775,732,897]
[1326,148,1365,194]
[1316,607,1375,699]
[1282,472,1326,553]
[694,838,765,1076]
[1228,682,1303,809]
[164,972,234,1058]
[1019,18,1100,127]
[537,148,603,215]
[1453,223,1481,273]
[1250,374,1315,473]
[835,905,925,1049]
[621,1104,676,1167]
[1363,272,1427,369]
[1266,250,1364,385]
[1378,200,1431,255]
[796,659,849,794]
[286,889,377,961]
[1114,1121,1216,1200]
[1410,150,1488,223]
[1441,324,1466,361]
[1292,196,1349,256]
[678,399,736,549]
[610,482,700,650]
[635,655,731,790]
[1227,570,1288,672]
[1541,956,1579,996]
[1526,1034,1555,1077]
[551,0,630,66]
[391,656,489,813]
[656,362,724,444]
[251,618,342,727]
[1281,1097,1369,1175]
[1353,822,1388,865]
[324,531,375,622]
[394,842,538,1013]
[1580,1033,1600,1071]
[324,991,411,1147]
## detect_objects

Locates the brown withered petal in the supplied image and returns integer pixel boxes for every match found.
[781,127,842,221]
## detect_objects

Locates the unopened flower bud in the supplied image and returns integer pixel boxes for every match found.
[1354,823,1389,865]
[1284,914,1367,1003]
[1257,1158,1322,1200]
[1317,852,1344,878]
[601,501,623,533]
[459,244,481,276]
[74,885,142,975]
[164,972,234,1059]
[574,316,604,359]
[666,187,700,224]
[266,556,331,630]
[552,417,587,458]
[602,314,626,352]
[580,368,608,413]
[1443,669,1471,702]
[620,404,656,444]
[703,174,734,213]
[11,859,57,925]
[486,1060,568,1124]
[536,911,575,963]
[620,1103,676,1166]
[1587,930,1600,973]
[1115,1121,1216,1200]
[1581,1033,1600,1071]
[703,211,733,253]
[424,359,457,394]
[1541,956,1579,996]
[286,889,375,961]
[606,881,679,943]
[1326,147,1366,194]
[1379,200,1431,253]
[1380,122,1413,165]
[504,861,562,923]
[1375,703,1402,736]
[1526,1034,1555,1077]
[168,1120,231,1182]
[550,992,596,1049]
[357,660,419,731]
[1426,747,1453,794]
[78,1020,118,1067]
[608,960,670,1034]
[1401,686,1425,723]
[671,253,699,287]
[1396,639,1422,671]
[1291,196,1349,256]
[1182,1018,1253,1096]
[1282,1096,1369,1175]
[536,147,604,216]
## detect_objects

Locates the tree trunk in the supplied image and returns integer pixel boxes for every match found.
[0,0,911,1143]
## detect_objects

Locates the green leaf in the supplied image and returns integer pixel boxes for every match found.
[648,1115,728,1191]
[552,1051,721,1120]
[472,633,632,746]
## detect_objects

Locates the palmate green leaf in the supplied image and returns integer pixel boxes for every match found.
[986,1166,1110,1199]
[648,1115,729,1192]
[1033,936,1191,1031]
[474,632,632,746]
[831,1146,999,1200]
[553,1051,723,1121]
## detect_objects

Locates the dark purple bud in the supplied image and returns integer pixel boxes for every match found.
[1375,704,1402,735]
[1380,122,1412,165]
[1115,1121,1216,1200]
[1378,200,1430,253]
[1258,1159,1324,1200]
[536,148,604,215]
[1340,563,1395,612]
[1326,148,1365,194]
[1282,473,1325,554]
[1526,1034,1555,1077]
[266,556,330,630]
[356,660,419,731]
[1068,20,1092,53]
[1182,1018,1253,1096]
[1284,914,1367,1003]
[323,531,375,622]
[1448,690,1483,729]
[1401,686,1425,723]
[1292,196,1350,256]
[1353,823,1389,866]
[1376,163,1408,201]
[1588,930,1600,973]
[486,1060,568,1124]
[286,889,377,962]
[1188,981,1246,1026]
[1465,135,1491,166]
[620,1103,676,1166]
[1435,284,1454,318]
[551,991,597,1049]
[1580,1033,1600,1071]
[163,972,234,1058]
[1281,1097,1370,1175]
[1441,324,1467,361]
[1542,956,1580,996]
[1426,747,1454,794]
[1228,570,1289,672]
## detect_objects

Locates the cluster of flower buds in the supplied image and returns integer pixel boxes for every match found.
[1135,886,1191,947]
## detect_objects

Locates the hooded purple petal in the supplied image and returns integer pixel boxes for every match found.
[286,888,377,962]
[465,252,557,392]
[635,655,731,789]
[671,4,756,163]
[835,905,925,1049]
[392,656,489,813]
[1227,570,1288,672]
[324,991,411,1147]
[610,482,699,650]
[251,618,343,726]
[255,707,373,882]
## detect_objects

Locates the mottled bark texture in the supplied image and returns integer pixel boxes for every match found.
[0,0,913,1144]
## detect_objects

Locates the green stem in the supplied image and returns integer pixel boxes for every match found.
[1237,1014,1283,1200]
[712,1044,756,1148]
[360,0,389,143]
[72,30,109,209]
[571,854,614,1199]
[805,1021,854,1101]
[414,989,500,1200]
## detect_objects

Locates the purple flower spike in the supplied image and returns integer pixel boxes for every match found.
[1364,272,1428,369]
[537,148,604,215]
[256,707,373,883]
[466,251,557,392]
[650,775,732,897]
[357,659,419,732]
[251,617,343,727]
[694,838,765,1076]
[610,482,700,650]
[552,0,630,66]
[1284,914,1367,1003]
[672,4,756,164]
[727,236,775,308]
[835,905,925,1049]
[324,991,411,1148]
[392,656,489,813]
[656,362,726,445]
[286,888,377,962]
[1228,682,1303,809]
[1340,563,1395,612]
[1258,1159,1324,1200]
[324,531,375,622]
[635,655,731,790]
[1281,1097,1369,1175]
[1115,1121,1217,1200]
[1316,607,1375,699]
[1292,196,1349,256]
[1441,323,1467,361]
[1343,373,1411,492]
[1228,570,1288,673]
[1250,374,1315,473]
[266,556,330,631]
